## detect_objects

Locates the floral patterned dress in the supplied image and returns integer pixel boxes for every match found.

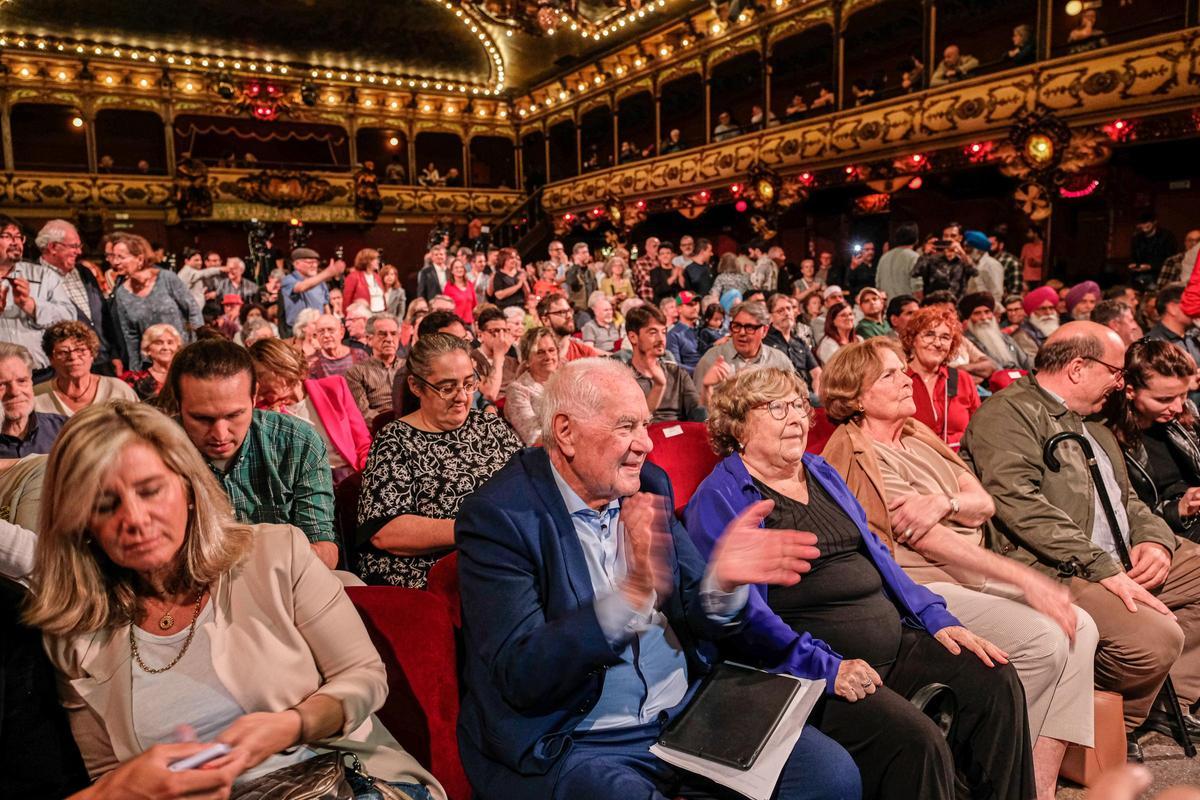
[354,409,522,587]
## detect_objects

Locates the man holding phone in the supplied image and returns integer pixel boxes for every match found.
[0,215,75,381]
[911,222,976,298]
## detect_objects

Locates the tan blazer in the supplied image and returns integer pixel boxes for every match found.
[45,524,446,799]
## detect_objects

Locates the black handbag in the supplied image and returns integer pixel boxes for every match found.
[231,752,418,800]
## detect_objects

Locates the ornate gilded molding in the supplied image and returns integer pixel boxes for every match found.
[767,10,833,50]
[0,168,524,222]
[541,30,1200,213]
[615,79,654,104]
[708,34,762,70]
[655,57,704,89]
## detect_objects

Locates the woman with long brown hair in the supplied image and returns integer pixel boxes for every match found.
[1103,338,1200,540]
[343,247,387,313]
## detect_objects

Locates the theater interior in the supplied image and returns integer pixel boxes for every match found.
[2,0,1200,797]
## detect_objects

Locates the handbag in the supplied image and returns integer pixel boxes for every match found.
[231,752,418,800]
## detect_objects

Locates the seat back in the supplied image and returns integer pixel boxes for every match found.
[371,409,398,438]
[646,421,721,516]
[426,552,462,629]
[807,407,836,455]
[345,586,471,800]
[334,472,362,571]
[987,369,1027,393]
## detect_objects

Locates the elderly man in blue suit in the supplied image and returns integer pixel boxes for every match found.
[455,357,861,800]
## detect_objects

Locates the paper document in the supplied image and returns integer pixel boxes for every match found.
[651,672,825,800]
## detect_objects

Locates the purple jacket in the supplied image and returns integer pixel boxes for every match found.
[683,451,960,692]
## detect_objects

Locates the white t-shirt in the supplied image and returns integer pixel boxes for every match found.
[365,273,386,313]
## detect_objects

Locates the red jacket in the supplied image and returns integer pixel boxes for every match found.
[342,269,377,310]
[1181,248,1200,317]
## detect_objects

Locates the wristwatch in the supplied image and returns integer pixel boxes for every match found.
[947,495,960,516]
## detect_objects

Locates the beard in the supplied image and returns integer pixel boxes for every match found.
[969,319,1014,365]
[1029,314,1060,337]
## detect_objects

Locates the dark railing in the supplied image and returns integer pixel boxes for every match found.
[490,186,545,255]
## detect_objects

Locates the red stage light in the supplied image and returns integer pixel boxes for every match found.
[910,153,925,164]
[799,172,812,182]
[735,200,748,213]
[730,183,743,195]
[699,190,709,200]
[970,143,982,153]
[909,177,923,190]
[845,166,856,174]
[635,200,646,209]
[563,213,574,222]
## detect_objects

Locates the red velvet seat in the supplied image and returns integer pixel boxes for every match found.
[807,407,836,455]
[987,369,1027,393]
[646,421,721,516]
[345,586,471,800]
[426,552,462,629]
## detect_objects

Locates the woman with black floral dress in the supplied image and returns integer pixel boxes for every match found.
[355,333,521,587]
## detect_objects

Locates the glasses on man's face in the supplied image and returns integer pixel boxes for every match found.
[1084,356,1125,381]
[0,231,25,242]
[412,372,480,400]
[755,398,809,421]
[918,331,954,346]
[546,308,572,319]
[481,325,508,336]
[52,346,92,361]
[730,322,765,334]
[54,241,83,251]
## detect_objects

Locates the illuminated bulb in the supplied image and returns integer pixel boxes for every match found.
[56,70,68,80]
[389,100,399,109]
[102,74,114,84]
[422,103,432,112]
[138,78,149,88]
[327,94,337,103]
[71,116,84,128]
[17,66,29,77]
[388,136,399,146]
[1065,0,1083,15]
[363,99,373,107]
[184,81,195,91]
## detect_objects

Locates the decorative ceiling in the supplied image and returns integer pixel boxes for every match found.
[0,0,707,92]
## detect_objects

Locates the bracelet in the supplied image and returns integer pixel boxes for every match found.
[288,707,306,747]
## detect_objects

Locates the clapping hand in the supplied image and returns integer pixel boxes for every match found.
[702,356,733,388]
[710,499,819,592]
[9,275,35,315]
[1178,488,1200,521]
[621,493,675,607]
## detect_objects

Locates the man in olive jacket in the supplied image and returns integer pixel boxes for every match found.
[961,322,1200,747]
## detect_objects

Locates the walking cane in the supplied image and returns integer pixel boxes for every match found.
[1045,431,1197,758]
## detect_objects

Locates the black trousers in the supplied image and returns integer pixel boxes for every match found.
[810,627,1035,800]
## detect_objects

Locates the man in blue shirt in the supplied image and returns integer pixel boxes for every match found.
[0,344,65,458]
[280,246,345,327]
[455,357,860,800]
[666,291,701,373]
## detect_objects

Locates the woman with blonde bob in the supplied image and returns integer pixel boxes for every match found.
[820,338,1098,800]
[684,367,1033,800]
[26,402,444,799]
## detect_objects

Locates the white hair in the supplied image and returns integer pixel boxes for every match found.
[139,323,181,357]
[588,290,609,311]
[293,308,322,336]
[226,256,245,272]
[35,219,78,251]
[539,357,636,452]
[503,306,525,322]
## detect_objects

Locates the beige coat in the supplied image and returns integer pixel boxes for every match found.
[45,524,446,799]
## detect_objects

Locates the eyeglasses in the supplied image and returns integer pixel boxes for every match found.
[53,242,83,251]
[51,346,92,361]
[0,231,25,241]
[754,398,809,421]
[730,322,765,334]
[545,308,572,318]
[918,331,955,346]
[1084,356,1125,380]
[411,372,480,400]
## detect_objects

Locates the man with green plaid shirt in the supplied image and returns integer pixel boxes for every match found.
[170,339,340,569]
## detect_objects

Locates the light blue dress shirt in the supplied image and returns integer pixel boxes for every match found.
[549,462,747,732]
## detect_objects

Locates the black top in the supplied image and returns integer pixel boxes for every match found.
[491,270,525,309]
[759,475,903,669]
[355,410,522,587]
[1142,423,1193,502]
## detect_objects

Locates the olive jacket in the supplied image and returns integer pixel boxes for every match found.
[958,375,1176,582]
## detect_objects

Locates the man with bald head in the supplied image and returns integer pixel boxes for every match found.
[455,357,859,800]
[961,321,1200,758]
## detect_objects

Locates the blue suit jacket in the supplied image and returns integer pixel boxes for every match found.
[684,452,960,691]
[455,447,745,800]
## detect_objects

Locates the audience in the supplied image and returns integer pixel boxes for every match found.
[580,292,623,353]
[665,290,701,372]
[111,233,201,371]
[686,366,1034,800]
[0,343,66,457]
[1012,285,1061,361]
[961,322,1200,761]
[167,339,339,569]
[472,305,519,404]
[625,305,703,423]
[26,401,444,799]
[899,305,982,450]
[356,333,520,587]
[960,292,1033,372]
[249,337,371,481]
[505,326,560,444]
[455,357,859,800]
[35,219,118,374]
[765,293,821,397]
[35,320,138,417]
[120,323,182,400]
[1103,339,1200,540]
[820,342,1095,797]
[1092,299,1144,346]
[309,313,369,379]
[930,44,979,86]
[816,301,861,364]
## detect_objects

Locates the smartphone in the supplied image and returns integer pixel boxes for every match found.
[168,743,232,772]
[852,243,863,254]
[932,239,950,250]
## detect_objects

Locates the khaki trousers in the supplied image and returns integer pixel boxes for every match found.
[1071,537,1200,730]
[929,581,1098,748]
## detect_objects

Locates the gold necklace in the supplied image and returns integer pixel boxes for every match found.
[130,590,205,674]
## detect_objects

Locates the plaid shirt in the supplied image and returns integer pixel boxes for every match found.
[1157,251,1186,290]
[633,255,656,301]
[995,250,1023,296]
[206,409,336,544]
